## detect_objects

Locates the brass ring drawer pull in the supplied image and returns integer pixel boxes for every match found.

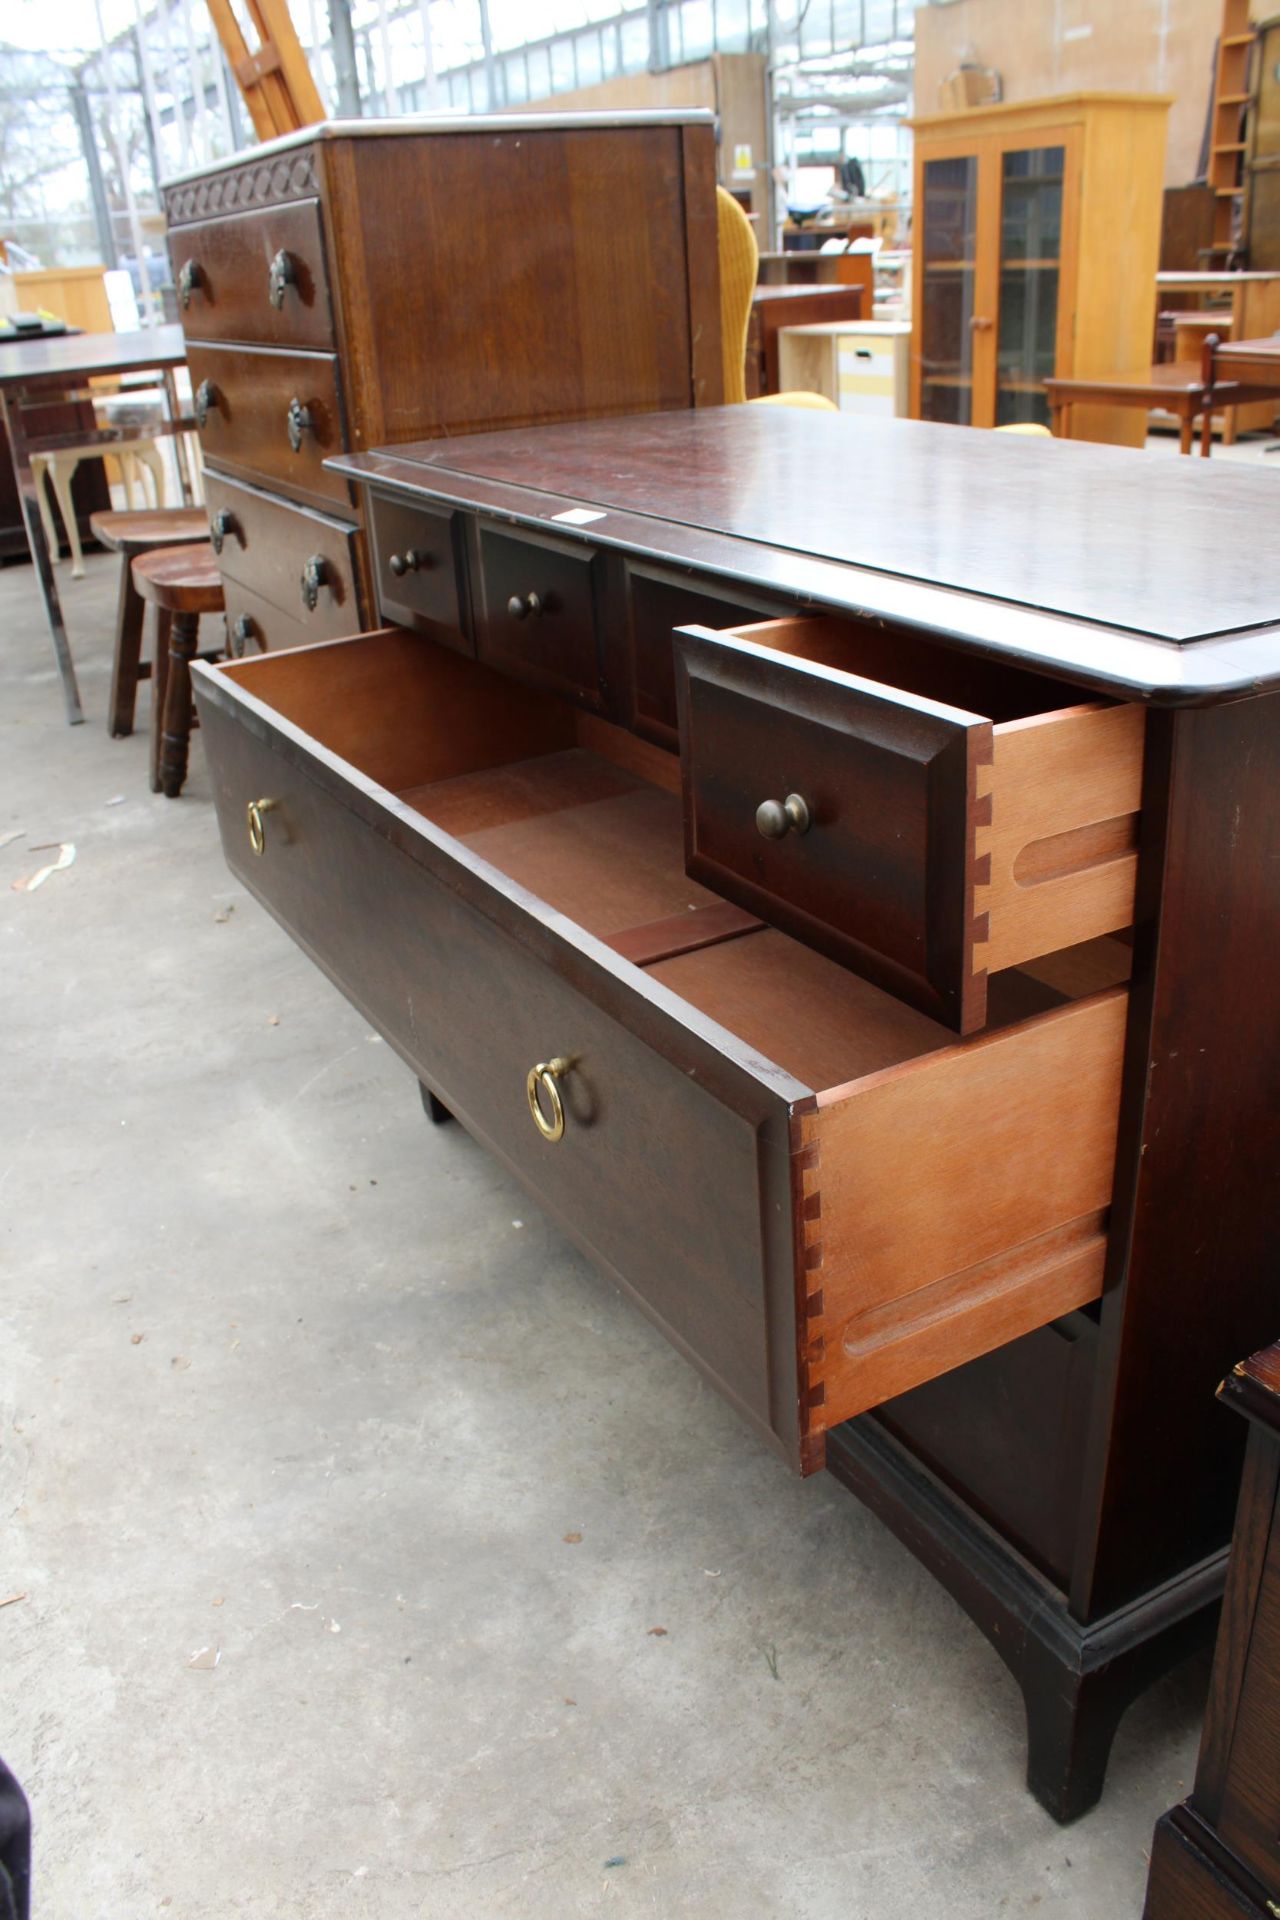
[526,1056,572,1142]
[246,796,278,855]
[756,793,811,840]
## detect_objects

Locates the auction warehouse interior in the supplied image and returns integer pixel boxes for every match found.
[2,0,1278,1913]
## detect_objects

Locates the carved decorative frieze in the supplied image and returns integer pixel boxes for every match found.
[165,148,319,225]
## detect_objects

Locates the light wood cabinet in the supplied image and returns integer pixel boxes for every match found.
[910,93,1170,445]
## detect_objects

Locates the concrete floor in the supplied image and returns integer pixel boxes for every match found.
[1,547,1210,1920]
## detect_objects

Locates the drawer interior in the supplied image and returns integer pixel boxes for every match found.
[221,628,1131,1443]
[225,627,1128,1085]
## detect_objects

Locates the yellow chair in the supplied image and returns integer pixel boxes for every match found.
[995,422,1053,437]
[716,186,838,413]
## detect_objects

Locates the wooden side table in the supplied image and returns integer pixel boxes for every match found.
[1144,1344,1280,1919]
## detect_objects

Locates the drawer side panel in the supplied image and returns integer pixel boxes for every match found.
[806,989,1127,1425]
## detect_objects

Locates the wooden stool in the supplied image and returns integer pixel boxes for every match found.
[91,508,210,738]
[130,544,225,798]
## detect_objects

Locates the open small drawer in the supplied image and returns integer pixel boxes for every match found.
[194,628,1131,1473]
[674,616,1146,1033]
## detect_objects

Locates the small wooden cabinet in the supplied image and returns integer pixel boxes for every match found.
[777,320,911,415]
[1145,1344,1280,1920]
[163,114,720,657]
[910,93,1169,444]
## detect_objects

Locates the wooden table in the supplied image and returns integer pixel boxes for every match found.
[0,325,110,566]
[1198,334,1280,454]
[757,248,875,301]
[1208,333,1280,385]
[1046,362,1278,454]
[193,405,1280,1822]
[1156,271,1280,438]
[0,324,192,724]
[748,284,865,396]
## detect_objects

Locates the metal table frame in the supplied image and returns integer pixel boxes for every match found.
[0,325,195,725]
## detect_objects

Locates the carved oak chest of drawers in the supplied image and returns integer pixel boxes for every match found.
[192,407,1280,1824]
[162,113,720,659]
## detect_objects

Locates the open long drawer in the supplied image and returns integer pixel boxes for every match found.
[193,628,1130,1474]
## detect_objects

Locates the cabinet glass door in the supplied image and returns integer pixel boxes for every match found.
[919,155,979,424]
[995,145,1065,427]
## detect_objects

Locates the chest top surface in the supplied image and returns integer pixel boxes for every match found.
[333,408,1280,701]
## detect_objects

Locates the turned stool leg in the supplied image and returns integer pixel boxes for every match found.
[108,556,148,738]
[159,609,199,798]
[149,608,173,794]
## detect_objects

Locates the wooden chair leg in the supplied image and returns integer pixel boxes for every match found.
[149,608,172,793]
[159,609,199,798]
[137,442,166,508]
[108,557,148,737]
[49,455,85,579]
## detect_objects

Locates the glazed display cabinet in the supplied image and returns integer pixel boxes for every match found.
[911,94,1169,444]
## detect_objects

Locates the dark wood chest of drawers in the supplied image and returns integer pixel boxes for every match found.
[163,113,720,659]
[192,406,1280,1824]
[1145,1345,1280,1920]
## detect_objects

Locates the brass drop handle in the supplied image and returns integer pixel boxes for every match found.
[286,396,314,452]
[178,259,203,307]
[388,548,427,577]
[300,553,329,610]
[507,591,544,621]
[230,612,259,657]
[194,378,218,428]
[246,796,278,855]
[526,1056,572,1143]
[267,248,297,309]
[969,314,994,333]
[209,507,240,555]
[756,793,811,840]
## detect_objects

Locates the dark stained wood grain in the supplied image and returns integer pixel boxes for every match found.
[471,522,605,710]
[326,124,716,449]
[338,406,1280,651]
[1144,1351,1280,1918]
[193,651,806,1465]
[623,565,789,749]
[1073,697,1280,1622]
[167,199,334,352]
[750,284,865,393]
[187,340,350,513]
[1145,1809,1276,1919]
[205,471,363,642]
[674,622,989,1031]
[366,489,466,646]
